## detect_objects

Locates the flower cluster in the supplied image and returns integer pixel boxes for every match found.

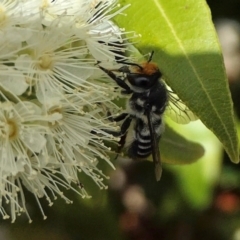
[0,0,132,222]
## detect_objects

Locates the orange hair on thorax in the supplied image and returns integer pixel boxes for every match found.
[133,62,159,75]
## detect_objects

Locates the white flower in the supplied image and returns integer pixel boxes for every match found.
[42,95,120,188]
[0,101,47,176]
[0,0,132,222]
[68,0,133,63]
[20,0,73,26]
[15,27,95,102]
[0,66,28,97]
[0,0,33,53]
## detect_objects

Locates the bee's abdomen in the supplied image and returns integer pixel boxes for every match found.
[127,123,161,159]
[128,138,151,159]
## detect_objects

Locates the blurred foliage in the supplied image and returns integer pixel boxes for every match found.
[2,0,240,240]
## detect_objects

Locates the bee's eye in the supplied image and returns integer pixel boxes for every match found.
[137,78,149,87]
[129,76,150,88]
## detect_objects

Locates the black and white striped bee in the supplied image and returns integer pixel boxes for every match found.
[98,51,194,181]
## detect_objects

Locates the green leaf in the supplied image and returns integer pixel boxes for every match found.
[116,0,239,163]
[160,124,204,164]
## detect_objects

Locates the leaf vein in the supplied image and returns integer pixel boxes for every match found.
[153,0,236,160]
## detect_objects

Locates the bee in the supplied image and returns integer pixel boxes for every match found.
[98,51,195,181]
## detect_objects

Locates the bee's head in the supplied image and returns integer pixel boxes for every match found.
[126,62,162,90]
[117,51,162,90]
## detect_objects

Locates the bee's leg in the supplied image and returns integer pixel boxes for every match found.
[119,115,132,135]
[105,113,132,137]
[113,115,132,157]
[107,112,128,122]
[98,65,132,94]
[121,89,132,95]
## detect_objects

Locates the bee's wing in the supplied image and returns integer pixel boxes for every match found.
[165,86,198,124]
[146,109,162,181]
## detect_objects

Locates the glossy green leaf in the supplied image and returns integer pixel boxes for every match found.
[160,124,204,164]
[116,0,239,163]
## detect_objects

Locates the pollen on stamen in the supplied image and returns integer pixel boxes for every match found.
[6,119,19,140]
[38,54,54,70]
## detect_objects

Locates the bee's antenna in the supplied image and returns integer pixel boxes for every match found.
[118,60,143,70]
[148,51,154,62]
